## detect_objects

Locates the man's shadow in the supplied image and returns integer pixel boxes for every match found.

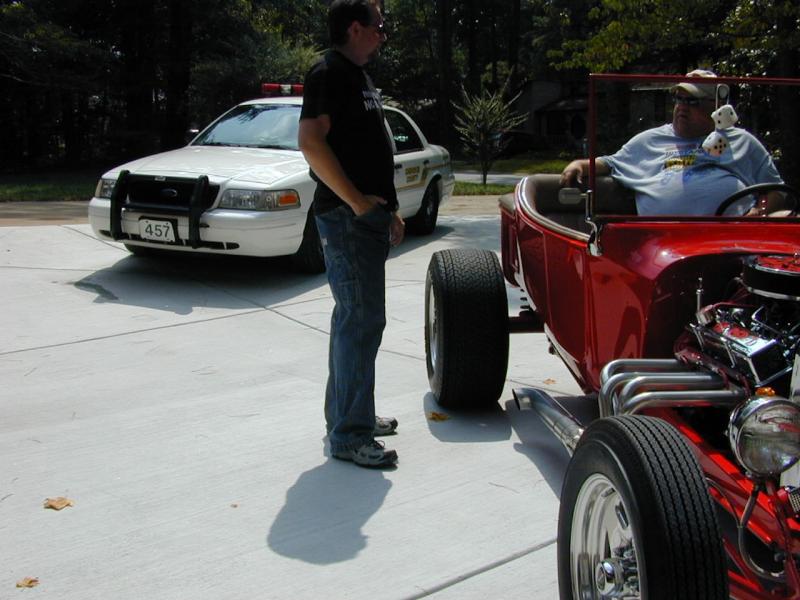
[267,459,391,564]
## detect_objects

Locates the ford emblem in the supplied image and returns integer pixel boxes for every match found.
[160,188,179,199]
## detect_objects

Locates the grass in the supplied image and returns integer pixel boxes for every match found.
[453,181,515,195]
[0,170,98,202]
[452,153,569,195]
[453,153,569,176]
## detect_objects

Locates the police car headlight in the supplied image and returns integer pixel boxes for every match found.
[729,396,800,478]
[95,178,117,199]
[219,189,300,211]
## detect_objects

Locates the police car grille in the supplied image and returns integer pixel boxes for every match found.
[127,179,218,210]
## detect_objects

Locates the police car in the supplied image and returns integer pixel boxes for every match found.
[88,84,455,272]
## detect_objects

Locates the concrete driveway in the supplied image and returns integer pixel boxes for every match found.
[0,200,582,599]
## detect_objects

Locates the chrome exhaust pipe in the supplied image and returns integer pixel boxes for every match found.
[619,389,746,414]
[598,357,745,417]
[610,372,726,415]
[599,361,694,417]
[600,358,685,383]
[514,388,584,455]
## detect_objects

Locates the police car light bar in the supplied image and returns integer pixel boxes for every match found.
[261,83,304,96]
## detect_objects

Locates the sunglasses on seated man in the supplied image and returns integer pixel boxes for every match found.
[672,94,709,107]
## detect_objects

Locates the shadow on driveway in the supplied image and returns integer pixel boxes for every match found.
[267,458,392,564]
[422,392,512,443]
[70,225,472,315]
[419,390,580,500]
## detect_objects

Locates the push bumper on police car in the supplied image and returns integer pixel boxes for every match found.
[88,170,311,258]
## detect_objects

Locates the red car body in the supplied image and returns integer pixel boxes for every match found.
[501,75,800,599]
[426,73,800,599]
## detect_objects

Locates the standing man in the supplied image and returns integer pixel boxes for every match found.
[298,0,404,468]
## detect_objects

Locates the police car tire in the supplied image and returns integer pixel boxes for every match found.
[407,182,439,235]
[291,212,326,274]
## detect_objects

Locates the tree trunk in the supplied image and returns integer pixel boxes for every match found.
[508,0,521,91]
[117,0,158,158]
[436,0,455,148]
[162,0,193,150]
[488,2,497,89]
[61,92,79,166]
[465,0,479,93]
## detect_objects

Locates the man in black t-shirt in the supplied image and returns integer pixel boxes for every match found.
[298,0,403,468]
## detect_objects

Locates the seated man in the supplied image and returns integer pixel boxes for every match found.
[560,70,784,216]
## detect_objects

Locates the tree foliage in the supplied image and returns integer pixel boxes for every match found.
[453,82,527,184]
[548,0,800,77]
[1,0,798,172]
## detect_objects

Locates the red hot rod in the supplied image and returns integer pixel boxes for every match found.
[425,74,800,599]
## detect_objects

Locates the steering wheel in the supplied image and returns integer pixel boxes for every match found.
[715,183,799,216]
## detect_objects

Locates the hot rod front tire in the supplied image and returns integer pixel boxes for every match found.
[424,248,509,409]
[558,416,728,600]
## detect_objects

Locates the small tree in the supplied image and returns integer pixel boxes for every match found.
[452,82,527,184]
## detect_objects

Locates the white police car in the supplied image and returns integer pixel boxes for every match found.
[88,84,455,272]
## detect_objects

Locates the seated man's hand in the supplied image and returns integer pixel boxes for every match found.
[560,160,585,187]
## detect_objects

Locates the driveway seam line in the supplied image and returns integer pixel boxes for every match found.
[399,537,558,599]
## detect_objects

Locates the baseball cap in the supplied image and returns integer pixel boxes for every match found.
[672,69,729,101]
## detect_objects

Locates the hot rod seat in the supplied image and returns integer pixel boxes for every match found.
[520,174,636,234]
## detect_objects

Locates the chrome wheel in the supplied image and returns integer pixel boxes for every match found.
[427,283,439,367]
[571,473,641,599]
[423,188,435,218]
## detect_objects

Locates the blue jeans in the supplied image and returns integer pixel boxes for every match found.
[315,205,391,454]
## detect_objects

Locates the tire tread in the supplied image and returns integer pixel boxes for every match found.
[559,415,728,600]
[425,248,509,409]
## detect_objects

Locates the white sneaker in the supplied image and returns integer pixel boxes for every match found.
[332,440,398,468]
[374,416,398,436]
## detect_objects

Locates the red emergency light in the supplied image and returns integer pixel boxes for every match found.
[261,83,304,97]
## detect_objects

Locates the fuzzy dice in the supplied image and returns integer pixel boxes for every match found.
[711,104,738,129]
[703,104,739,157]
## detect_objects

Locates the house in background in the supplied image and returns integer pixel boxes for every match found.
[509,79,678,156]
[508,79,588,154]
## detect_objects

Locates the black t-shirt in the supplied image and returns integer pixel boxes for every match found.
[300,50,398,214]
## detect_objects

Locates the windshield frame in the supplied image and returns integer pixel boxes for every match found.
[585,73,800,225]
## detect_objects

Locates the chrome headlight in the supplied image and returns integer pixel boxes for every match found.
[95,178,117,199]
[219,189,300,211]
[729,396,800,478]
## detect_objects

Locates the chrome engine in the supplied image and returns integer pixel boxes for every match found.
[599,254,800,417]
[690,254,800,392]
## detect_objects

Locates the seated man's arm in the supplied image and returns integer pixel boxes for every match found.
[560,158,610,187]
[751,190,790,216]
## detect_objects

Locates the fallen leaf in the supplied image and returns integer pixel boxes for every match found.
[428,411,450,422]
[230,503,239,509]
[543,378,557,385]
[43,497,74,510]
[16,577,39,588]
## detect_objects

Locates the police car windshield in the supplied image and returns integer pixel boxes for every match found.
[193,104,300,150]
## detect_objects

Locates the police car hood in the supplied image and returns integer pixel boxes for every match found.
[104,145,308,185]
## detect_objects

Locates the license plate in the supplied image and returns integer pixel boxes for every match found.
[139,219,176,242]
